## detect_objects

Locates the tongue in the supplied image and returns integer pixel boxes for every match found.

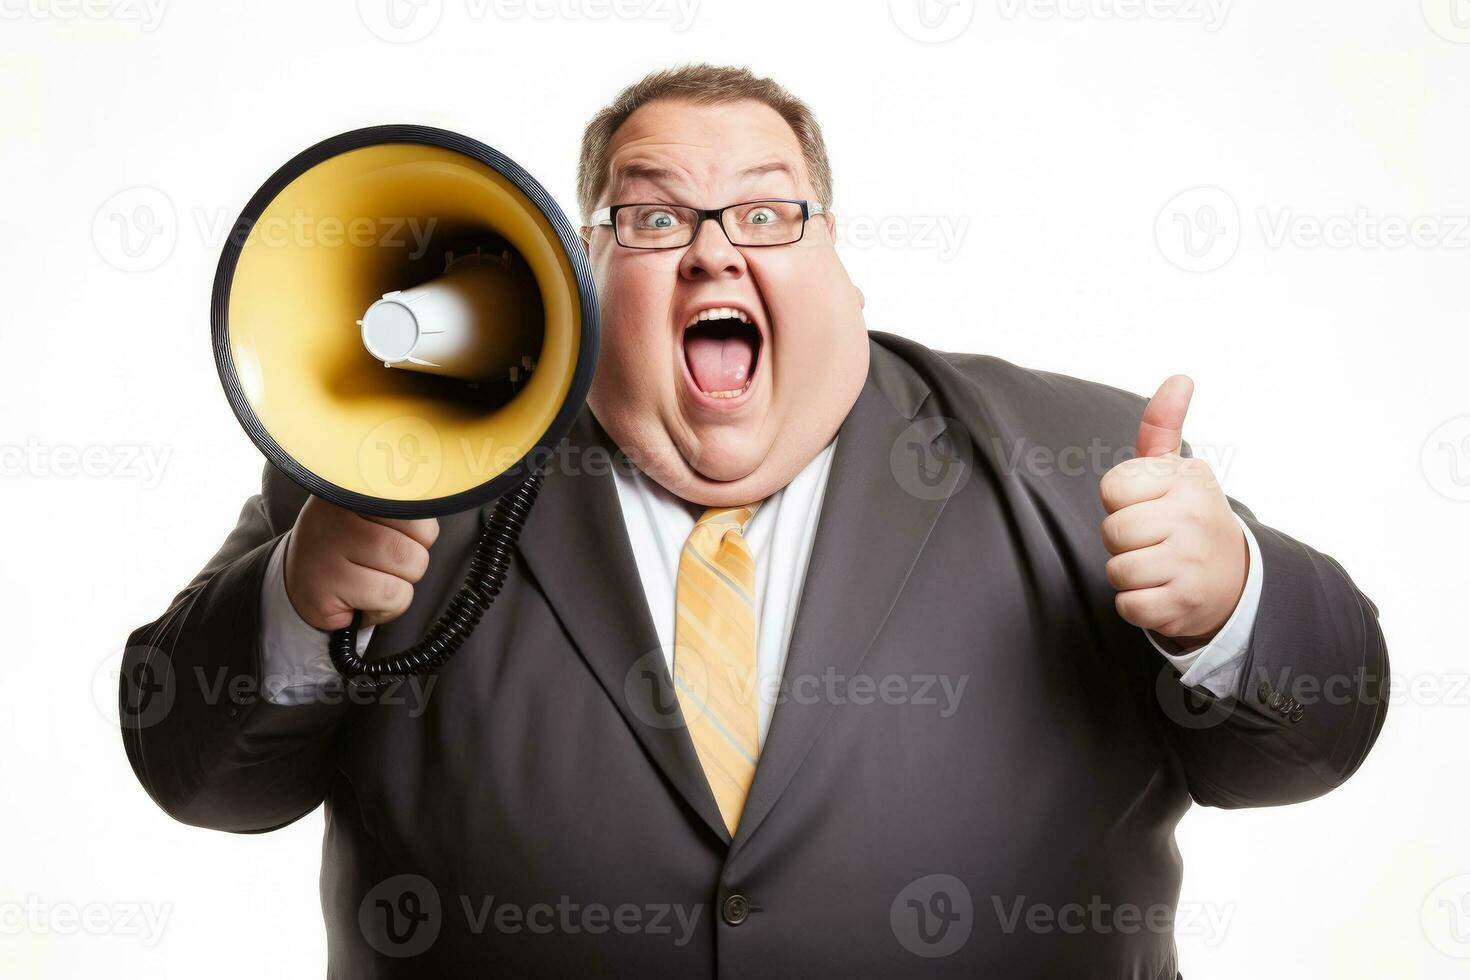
[685,332,755,393]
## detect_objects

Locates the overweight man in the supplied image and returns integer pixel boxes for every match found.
[120,64,1389,978]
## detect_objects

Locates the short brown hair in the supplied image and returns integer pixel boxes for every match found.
[576,64,833,223]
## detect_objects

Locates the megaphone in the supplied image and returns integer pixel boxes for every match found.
[211,125,599,687]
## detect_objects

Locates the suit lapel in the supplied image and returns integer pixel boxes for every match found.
[729,340,957,857]
[495,339,956,853]
[505,410,734,845]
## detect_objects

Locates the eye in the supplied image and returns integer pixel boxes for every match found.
[746,206,777,225]
[637,209,680,230]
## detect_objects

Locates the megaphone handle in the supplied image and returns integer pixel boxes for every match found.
[326,469,544,689]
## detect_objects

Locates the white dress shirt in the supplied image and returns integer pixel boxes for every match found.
[259,438,1264,717]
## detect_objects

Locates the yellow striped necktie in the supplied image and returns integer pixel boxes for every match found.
[672,502,762,837]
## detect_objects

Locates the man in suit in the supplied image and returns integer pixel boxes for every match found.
[120,64,1388,977]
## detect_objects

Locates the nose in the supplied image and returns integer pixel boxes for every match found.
[678,215,746,281]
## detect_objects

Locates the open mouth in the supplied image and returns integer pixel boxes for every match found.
[680,306,762,403]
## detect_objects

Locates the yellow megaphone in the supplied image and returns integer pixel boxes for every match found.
[211,125,599,687]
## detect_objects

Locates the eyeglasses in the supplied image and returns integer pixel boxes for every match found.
[586,199,827,249]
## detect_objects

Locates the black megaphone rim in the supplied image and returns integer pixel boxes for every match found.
[210,124,600,519]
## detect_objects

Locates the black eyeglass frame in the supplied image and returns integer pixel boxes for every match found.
[585,198,829,250]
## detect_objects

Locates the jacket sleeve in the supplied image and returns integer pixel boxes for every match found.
[929,345,1390,810]
[1154,438,1390,808]
[118,460,349,833]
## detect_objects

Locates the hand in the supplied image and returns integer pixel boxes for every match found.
[1098,375,1247,646]
[284,495,440,631]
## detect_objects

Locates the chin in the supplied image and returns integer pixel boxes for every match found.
[681,435,769,485]
[591,324,868,508]
[622,421,772,506]
[668,469,777,509]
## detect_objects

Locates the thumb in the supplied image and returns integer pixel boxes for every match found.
[1136,374,1194,458]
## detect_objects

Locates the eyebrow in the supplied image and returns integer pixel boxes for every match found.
[613,162,680,186]
[735,161,795,181]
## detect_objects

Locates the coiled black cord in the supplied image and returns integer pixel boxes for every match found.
[327,470,543,690]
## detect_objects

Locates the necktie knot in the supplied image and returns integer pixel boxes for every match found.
[695,502,761,534]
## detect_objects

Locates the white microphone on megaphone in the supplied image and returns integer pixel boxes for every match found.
[358,249,539,383]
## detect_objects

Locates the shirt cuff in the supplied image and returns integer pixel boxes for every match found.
[258,529,371,705]
[1144,512,1261,698]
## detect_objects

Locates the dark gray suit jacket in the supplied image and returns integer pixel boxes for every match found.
[120,331,1388,978]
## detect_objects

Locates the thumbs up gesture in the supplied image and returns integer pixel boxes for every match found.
[1098,376,1248,646]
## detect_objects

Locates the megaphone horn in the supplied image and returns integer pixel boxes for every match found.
[211,125,600,687]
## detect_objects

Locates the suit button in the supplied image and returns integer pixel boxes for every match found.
[722,894,749,926]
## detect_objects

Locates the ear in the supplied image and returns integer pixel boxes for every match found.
[855,285,866,310]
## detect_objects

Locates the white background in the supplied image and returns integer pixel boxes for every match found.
[3,1,1468,977]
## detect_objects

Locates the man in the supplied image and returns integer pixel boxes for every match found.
[120,65,1388,977]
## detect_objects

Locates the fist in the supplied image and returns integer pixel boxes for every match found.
[1098,375,1247,645]
[284,495,440,632]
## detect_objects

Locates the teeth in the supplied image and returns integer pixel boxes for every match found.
[684,306,752,329]
[702,381,751,399]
